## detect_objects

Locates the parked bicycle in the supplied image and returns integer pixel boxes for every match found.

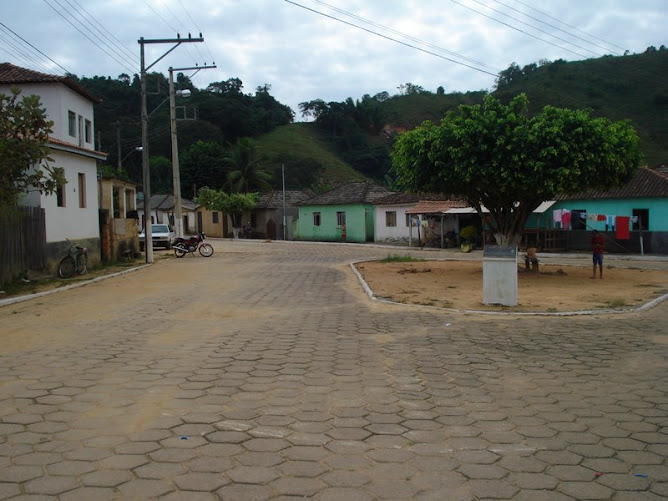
[58,242,88,278]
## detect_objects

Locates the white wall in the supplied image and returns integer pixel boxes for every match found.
[40,150,100,243]
[375,204,414,241]
[2,81,100,244]
[0,82,95,147]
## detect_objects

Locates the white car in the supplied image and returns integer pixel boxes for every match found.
[139,224,175,250]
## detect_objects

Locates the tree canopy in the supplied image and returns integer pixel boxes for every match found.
[0,87,63,206]
[391,93,641,245]
[195,187,258,235]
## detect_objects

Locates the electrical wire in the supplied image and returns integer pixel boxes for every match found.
[64,0,138,62]
[510,0,627,53]
[42,0,136,74]
[0,22,71,74]
[466,0,605,57]
[448,0,592,59]
[176,0,215,64]
[283,0,498,77]
[306,0,500,72]
[492,0,623,56]
[0,30,59,74]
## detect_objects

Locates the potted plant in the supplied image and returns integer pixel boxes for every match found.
[459,225,477,253]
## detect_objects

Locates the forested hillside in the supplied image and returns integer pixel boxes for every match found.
[78,46,667,194]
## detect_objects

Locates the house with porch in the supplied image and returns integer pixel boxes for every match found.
[526,166,668,253]
[0,63,106,273]
[296,182,394,242]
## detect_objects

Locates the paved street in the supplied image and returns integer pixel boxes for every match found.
[0,240,667,500]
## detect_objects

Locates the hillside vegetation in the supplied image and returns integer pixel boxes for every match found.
[79,46,667,193]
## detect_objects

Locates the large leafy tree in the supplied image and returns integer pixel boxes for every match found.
[196,187,258,238]
[0,87,64,206]
[392,93,641,245]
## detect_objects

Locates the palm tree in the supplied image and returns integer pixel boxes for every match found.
[225,138,272,193]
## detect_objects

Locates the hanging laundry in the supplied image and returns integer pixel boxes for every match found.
[616,216,630,239]
[580,212,587,219]
[561,210,571,230]
[631,216,638,223]
[587,214,598,221]
[606,215,616,229]
[597,214,606,221]
[553,209,562,224]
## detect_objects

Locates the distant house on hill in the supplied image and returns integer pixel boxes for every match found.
[296,182,394,242]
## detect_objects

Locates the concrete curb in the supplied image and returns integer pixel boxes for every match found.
[349,258,668,317]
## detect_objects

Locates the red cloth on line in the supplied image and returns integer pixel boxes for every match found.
[597,214,606,221]
[616,216,630,239]
[561,211,571,229]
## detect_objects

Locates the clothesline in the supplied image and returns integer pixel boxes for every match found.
[552,209,637,240]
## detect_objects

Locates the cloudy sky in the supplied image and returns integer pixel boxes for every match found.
[2,0,666,119]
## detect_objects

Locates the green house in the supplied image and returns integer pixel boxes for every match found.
[525,166,668,253]
[296,182,394,243]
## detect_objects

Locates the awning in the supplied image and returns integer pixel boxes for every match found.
[533,201,556,213]
[444,206,489,214]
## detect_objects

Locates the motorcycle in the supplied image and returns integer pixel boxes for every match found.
[172,233,214,258]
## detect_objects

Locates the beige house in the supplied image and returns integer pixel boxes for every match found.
[98,176,139,260]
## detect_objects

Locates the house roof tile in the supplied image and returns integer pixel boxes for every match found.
[0,63,101,103]
[298,182,394,206]
[556,167,668,200]
[256,190,313,209]
[406,200,469,214]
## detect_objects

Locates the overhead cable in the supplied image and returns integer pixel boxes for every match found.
[283,0,498,77]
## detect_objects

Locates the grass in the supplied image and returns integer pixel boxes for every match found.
[379,254,425,263]
[0,257,150,299]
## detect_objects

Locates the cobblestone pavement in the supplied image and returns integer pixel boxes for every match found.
[0,240,667,500]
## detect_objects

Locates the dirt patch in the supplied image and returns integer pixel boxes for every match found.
[356,260,668,312]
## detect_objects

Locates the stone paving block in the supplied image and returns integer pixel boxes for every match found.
[81,469,133,487]
[320,470,371,487]
[134,461,187,479]
[59,487,118,501]
[366,479,419,499]
[47,460,96,476]
[317,487,375,501]
[160,492,219,501]
[217,483,272,501]
[227,465,280,484]
[117,478,175,497]
[24,475,79,495]
[558,481,614,499]
[0,465,43,482]
[173,471,230,491]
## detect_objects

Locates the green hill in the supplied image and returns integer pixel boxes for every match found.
[255,123,365,190]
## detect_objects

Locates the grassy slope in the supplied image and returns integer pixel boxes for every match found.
[256,123,365,184]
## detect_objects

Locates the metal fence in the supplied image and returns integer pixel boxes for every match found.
[0,206,46,286]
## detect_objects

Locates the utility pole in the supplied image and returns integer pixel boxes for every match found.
[139,34,204,263]
[169,63,215,238]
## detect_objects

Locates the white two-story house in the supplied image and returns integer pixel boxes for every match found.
[0,63,106,270]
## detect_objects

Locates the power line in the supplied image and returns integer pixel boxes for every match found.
[306,0,500,72]
[466,0,604,57]
[42,0,136,74]
[176,0,215,64]
[510,0,627,53]
[0,22,71,74]
[0,33,55,74]
[283,0,498,78]
[492,0,622,56]
[65,0,138,62]
[448,0,591,59]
